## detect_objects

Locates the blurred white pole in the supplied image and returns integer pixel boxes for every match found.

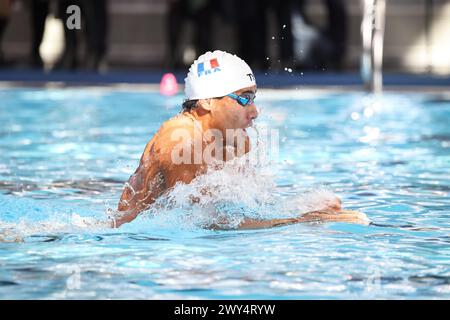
[361,0,385,93]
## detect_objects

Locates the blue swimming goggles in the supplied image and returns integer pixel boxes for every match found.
[226,92,256,106]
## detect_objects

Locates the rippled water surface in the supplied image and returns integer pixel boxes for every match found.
[0,87,449,299]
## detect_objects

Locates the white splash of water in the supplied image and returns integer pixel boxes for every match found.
[0,213,110,242]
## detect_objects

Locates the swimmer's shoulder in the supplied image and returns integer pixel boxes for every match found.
[163,113,194,131]
[157,114,196,143]
[143,114,195,156]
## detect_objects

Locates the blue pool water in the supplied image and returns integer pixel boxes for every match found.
[0,87,449,299]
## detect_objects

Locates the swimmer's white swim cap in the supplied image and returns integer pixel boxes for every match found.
[184,50,256,100]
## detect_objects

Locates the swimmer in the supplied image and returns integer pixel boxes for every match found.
[113,50,369,229]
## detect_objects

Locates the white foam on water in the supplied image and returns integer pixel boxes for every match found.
[284,187,341,213]
[0,213,110,242]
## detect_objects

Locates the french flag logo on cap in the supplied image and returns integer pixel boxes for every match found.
[197,58,221,77]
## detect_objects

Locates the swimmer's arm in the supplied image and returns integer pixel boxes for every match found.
[208,217,305,230]
[207,216,303,230]
[115,164,167,227]
[209,210,369,230]
[236,213,332,230]
[236,217,303,230]
[113,205,144,228]
[114,163,203,228]
[114,186,161,228]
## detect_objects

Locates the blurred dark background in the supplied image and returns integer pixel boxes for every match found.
[0,0,449,75]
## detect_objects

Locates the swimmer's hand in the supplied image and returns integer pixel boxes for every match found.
[298,209,370,225]
[296,196,369,224]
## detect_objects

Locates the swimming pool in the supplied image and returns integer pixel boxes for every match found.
[0,86,449,299]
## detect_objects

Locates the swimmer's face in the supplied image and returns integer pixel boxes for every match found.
[210,85,258,131]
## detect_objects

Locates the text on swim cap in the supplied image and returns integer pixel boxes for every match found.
[197,58,221,77]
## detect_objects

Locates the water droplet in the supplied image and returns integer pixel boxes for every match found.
[364,107,374,118]
[351,112,360,120]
